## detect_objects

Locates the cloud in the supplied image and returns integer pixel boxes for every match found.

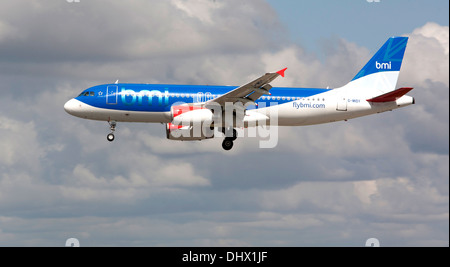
[172,0,223,25]
[0,0,282,65]
[0,20,20,42]
[402,22,449,87]
[0,116,43,172]
[396,23,449,155]
[412,22,449,55]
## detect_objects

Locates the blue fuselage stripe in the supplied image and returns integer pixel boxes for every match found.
[76,84,332,112]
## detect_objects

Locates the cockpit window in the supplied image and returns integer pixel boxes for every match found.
[78,91,94,97]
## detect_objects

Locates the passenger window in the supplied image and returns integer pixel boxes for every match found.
[90,92,94,96]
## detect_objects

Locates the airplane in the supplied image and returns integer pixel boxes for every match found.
[64,36,414,150]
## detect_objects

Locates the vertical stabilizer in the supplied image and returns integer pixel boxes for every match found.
[341,37,409,98]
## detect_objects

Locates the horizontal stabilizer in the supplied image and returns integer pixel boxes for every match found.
[367,87,413,103]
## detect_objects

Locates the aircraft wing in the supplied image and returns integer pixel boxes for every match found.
[205,68,287,108]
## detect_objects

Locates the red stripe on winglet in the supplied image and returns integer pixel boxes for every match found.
[367,87,414,103]
[276,68,287,78]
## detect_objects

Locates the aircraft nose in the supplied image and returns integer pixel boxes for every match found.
[64,98,81,115]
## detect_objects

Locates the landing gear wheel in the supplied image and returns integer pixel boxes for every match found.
[107,120,117,142]
[107,133,115,142]
[222,138,234,151]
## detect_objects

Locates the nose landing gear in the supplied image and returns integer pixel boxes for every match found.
[107,121,116,142]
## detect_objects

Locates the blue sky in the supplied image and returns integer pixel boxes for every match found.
[267,0,449,53]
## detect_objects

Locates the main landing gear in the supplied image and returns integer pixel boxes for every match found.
[107,121,116,142]
[105,122,237,150]
[221,128,237,151]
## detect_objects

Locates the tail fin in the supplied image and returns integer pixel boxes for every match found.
[343,37,409,97]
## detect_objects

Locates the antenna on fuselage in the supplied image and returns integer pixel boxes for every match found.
[115,80,119,84]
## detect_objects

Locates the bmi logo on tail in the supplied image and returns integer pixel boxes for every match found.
[376,61,392,70]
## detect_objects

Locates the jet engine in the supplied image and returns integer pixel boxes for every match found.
[166,105,215,141]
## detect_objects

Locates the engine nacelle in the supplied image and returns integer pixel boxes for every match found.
[166,123,215,140]
[166,104,215,141]
[172,107,214,125]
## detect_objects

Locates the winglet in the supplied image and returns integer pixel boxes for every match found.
[276,68,287,78]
